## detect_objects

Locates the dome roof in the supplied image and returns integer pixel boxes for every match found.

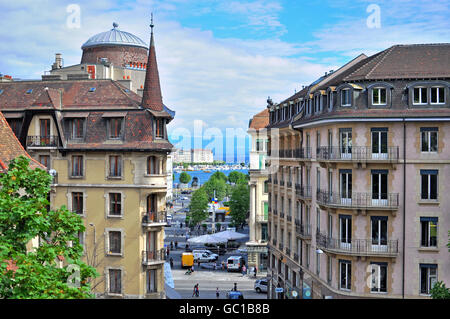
[81,23,148,50]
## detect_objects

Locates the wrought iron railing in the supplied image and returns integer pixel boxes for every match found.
[316,146,399,161]
[316,190,399,209]
[295,184,312,199]
[316,233,398,256]
[142,211,167,225]
[26,135,59,147]
[295,223,311,238]
[142,249,166,264]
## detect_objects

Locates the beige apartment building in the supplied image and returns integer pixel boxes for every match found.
[0,21,174,298]
[266,44,450,299]
[246,109,270,272]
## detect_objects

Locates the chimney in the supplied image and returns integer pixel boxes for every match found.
[52,53,63,70]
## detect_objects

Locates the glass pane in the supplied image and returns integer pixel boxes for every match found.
[372,132,379,153]
[380,89,387,104]
[373,89,379,104]
[381,174,388,199]
[421,88,428,103]
[430,221,438,246]
[414,88,420,104]
[430,174,437,199]
[431,88,438,103]
[439,88,445,103]
[430,132,438,152]
[421,221,428,246]
[421,174,428,199]
[420,267,427,294]
[371,219,379,244]
[421,132,429,152]
[381,132,388,153]
[372,174,379,199]
[381,220,387,244]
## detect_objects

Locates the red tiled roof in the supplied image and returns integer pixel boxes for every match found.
[249,109,269,130]
[0,111,44,173]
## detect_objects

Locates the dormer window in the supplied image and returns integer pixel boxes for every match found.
[372,88,387,105]
[155,118,165,139]
[431,87,445,104]
[109,118,123,139]
[341,89,351,107]
[413,87,427,105]
[71,118,85,139]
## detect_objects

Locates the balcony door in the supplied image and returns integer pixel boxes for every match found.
[146,231,157,260]
[371,217,388,252]
[147,194,157,222]
[372,170,388,206]
[340,170,352,205]
[40,119,50,145]
[339,215,352,250]
[339,129,352,159]
[371,128,388,159]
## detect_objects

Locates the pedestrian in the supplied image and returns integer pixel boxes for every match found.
[221,261,225,270]
[233,283,237,292]
[197,260,201,268]
[170,257,174,268]
[175,241,178,249]
[254,266,257,278]
[166,247,170,256]
[216,287,220,299]
[170,241,174,250]
[191,265,194,273]
[196,284,200,297]
[242,264,246,276]
[192,284,198,297]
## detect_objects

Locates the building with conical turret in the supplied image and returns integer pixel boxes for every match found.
[0,18,175,299]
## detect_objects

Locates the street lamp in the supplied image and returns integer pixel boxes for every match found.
[299,268,304,299]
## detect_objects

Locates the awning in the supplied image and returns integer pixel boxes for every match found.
[63,112,90,118]
[102,111,127,118]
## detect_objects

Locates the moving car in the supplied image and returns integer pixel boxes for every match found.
[226,256,245,272]
[226,291,244,299]
[254,278,268,293]
[181,252,194,268]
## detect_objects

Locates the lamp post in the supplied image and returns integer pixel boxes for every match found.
[299,268,304,299]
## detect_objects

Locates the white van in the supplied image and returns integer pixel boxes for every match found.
[227,256,245,272]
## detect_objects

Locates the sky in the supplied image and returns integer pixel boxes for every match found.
[0,0,449,162]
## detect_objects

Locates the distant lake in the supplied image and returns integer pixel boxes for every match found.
[173,169,249,186]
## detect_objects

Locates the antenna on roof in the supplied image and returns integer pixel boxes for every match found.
[113,22,119,29]
[150,12,154,33]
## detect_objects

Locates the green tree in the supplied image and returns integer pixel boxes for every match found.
[229,183,250,227]
[430,281,450,299]
[188,188,209,226]
[0,156,98,299]
[183,163,189,169]
[210,171,228,183]
[179,172,192,184]
[227,171,241,184]
[203,178,227,201]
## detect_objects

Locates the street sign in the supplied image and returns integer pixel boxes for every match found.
[275,287,284,293]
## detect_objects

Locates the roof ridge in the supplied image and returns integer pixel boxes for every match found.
[110,80,140,108]
[365,45,397,79]
[343,49,387,82]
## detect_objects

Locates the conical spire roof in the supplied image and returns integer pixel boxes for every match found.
[141,17,163,111]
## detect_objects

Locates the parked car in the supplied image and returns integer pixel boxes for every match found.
[192,249,218,261]
[227,256,245,272]
[193,251,216,263]
[254,278,268,293]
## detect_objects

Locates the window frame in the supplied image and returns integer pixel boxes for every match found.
[372,87,387,106]
[420,170,438,200]
[421,128,438,153]
[71,155,84,178]
[430,86,445,105]
[341,88,351,107]
[108,118,124,140]
[413,87,428,105]
[108,155,123,178]
[339,259,352,291]
[420,217,438,248]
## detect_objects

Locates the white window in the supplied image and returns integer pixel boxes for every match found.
[421,128,438,152]
[341,89,351,106]
[420,264,437,295]
[430,87,445,104]
[372,88,387,105]
[413,87,428,105]
[339,260,351,290]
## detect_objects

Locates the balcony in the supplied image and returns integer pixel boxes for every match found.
[285,247,291,256]
[256,214,268,223]
[271,148,312,161]
[316,146,399,166]
[278,243,284,251]
[26,135,59,148]
[295,184,312,200]
[274,178,278,185]
[142,211,167,227]
[293,253,299,262]
[316,190,399,211]
[295,223,311,239]
[273,209,278,216]
[280,212,285,219]
[142,249,166,266]
[287,215,292,222]
[316,233,398,257]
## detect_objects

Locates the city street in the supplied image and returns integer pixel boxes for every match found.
[165,191,267,299]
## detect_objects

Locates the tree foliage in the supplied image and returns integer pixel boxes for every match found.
[430,281,450,299]
[203,177,227,201]
[179,172,192,184]
[229,183,250,226]
[210,171,228,183]
[188,188,209,226]
[0,156,98,299]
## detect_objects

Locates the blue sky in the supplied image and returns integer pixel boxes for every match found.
[0,0,449,162]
